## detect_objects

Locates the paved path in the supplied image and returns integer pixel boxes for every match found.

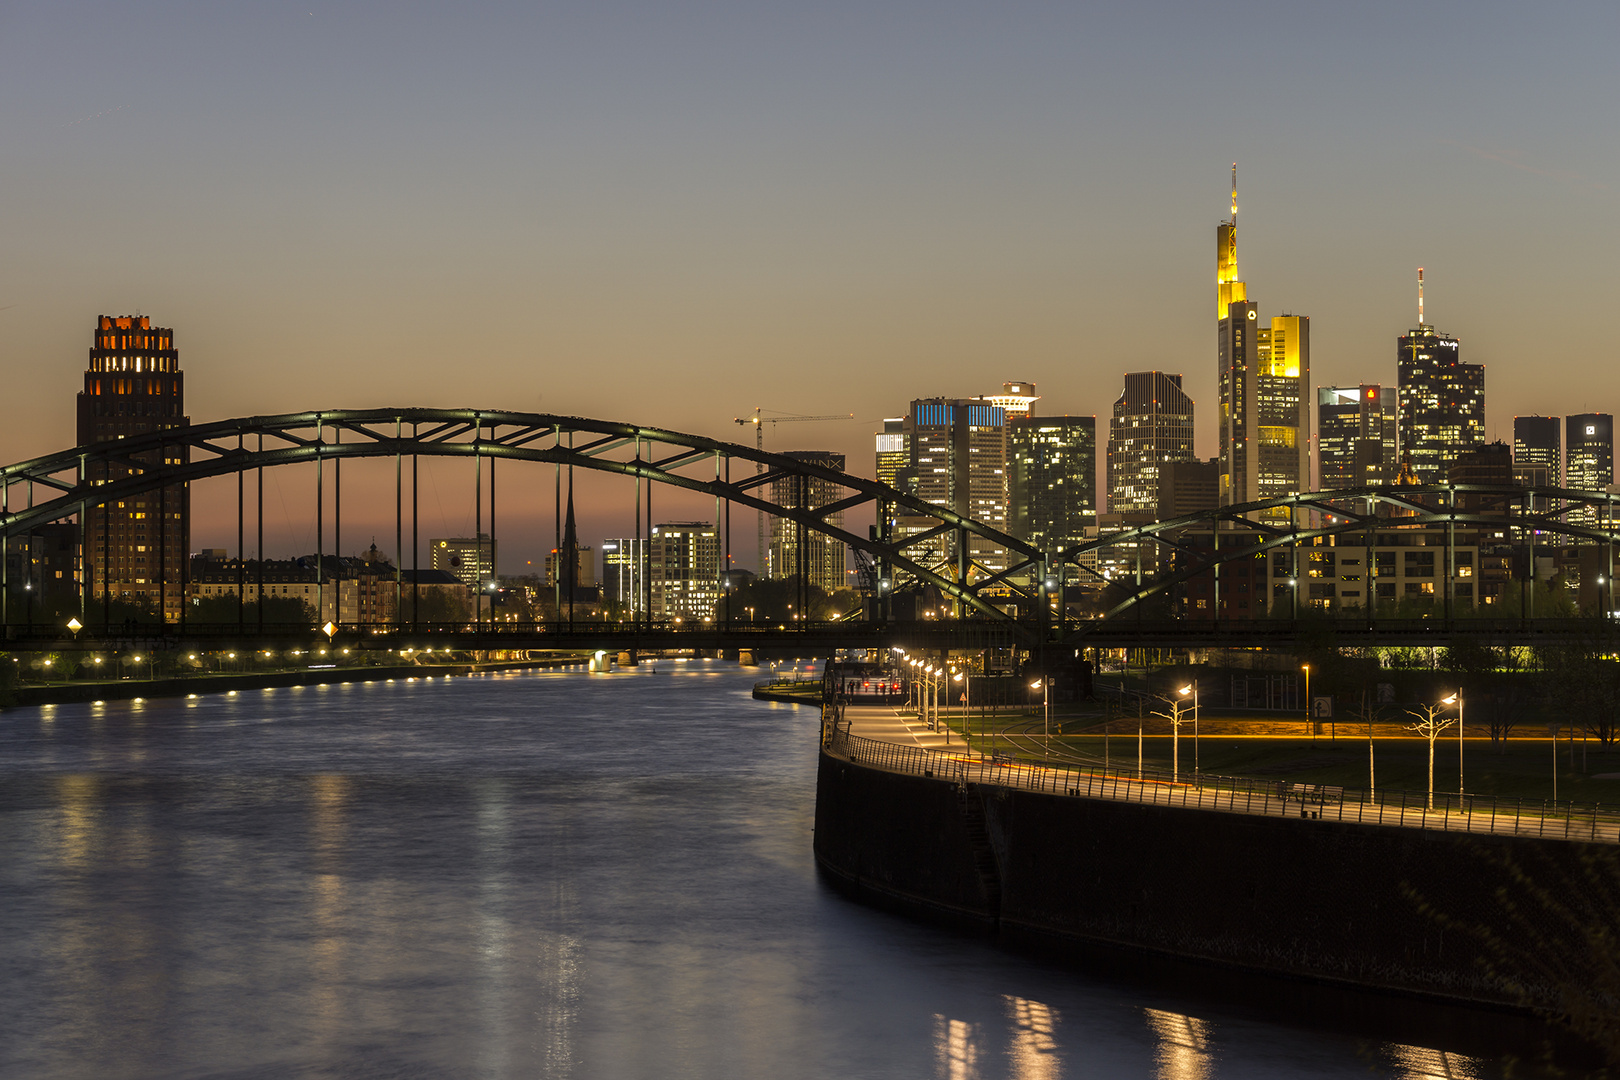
[842,703,977,755]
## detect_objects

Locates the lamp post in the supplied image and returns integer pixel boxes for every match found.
[1444,690,1464,795]
[1302,663,1311,739]
[1030,678,1050,754]
[952,670,965,748]
[1181,682,1199,777]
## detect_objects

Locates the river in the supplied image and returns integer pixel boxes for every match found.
[0,660,1528,1078]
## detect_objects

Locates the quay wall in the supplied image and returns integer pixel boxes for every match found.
[814,749,1607,1008]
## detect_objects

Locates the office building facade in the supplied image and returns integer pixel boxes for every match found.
[1566,414,1614,526]
[897,399,1009,574]
[1007,415,1096,556]
[1397,315,1483,484]
[77,315,190,620]
[1513,415,1561,488]
[650,522,721,620]
[768,450,848,594]
[1318,385,1398,489]
[601,538,646,615]
[430,535,497,590]
[1108,372,1194,515]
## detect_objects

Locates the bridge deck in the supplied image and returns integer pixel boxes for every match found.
[830,706,1618,845]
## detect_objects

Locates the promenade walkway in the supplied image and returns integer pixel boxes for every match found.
[829,704,1620,846]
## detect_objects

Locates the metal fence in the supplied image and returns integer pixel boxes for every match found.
[823,724,1619,846]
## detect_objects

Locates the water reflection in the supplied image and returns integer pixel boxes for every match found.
[1384,1043,1486,1079]
[1004,995,1061,1079]
[1143,1007,1214,1080]
[935,1014,984,1079]
[0,666,1538,1079]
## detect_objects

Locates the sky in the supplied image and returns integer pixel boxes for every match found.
[3,1,1618,569]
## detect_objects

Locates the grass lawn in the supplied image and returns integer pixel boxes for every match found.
[942,708,1620,804]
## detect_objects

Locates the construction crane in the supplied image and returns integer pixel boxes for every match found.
[732,409,855,579]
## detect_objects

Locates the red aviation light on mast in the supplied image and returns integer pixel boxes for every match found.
[1418,267,1426,326]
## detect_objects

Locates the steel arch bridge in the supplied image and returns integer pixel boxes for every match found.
[0,408,1052,636]
[1062,483,1620,638]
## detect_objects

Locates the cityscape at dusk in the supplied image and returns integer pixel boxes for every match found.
[4,3,1620,1078]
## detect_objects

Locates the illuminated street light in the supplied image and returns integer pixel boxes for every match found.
[1030,678,1050,751]
[1443,691,1464,794]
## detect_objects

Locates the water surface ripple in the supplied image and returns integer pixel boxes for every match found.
[1,662,1513,1078]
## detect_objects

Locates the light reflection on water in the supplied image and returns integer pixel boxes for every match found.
[0,663,1504,1078]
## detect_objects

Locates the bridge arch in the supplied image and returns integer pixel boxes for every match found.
[0,408,1049,629]
[1064,484,1620,632]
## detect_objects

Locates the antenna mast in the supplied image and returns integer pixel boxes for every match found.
[1417,267,1425,326]
[1230,162,1238,228]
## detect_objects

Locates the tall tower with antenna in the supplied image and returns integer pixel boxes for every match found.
[1396,268,1482,483]
[1215,167,1310,522]
[1215,163,1246,319]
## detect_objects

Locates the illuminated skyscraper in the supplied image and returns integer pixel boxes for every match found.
[1513,415,1561,487]
[1318,385,1397,489]
[1397,270,1483,483]
[1108,372,1193,514]
[897,399,1008,574]
[968,380,1040,418]
[77,315,189,620]
[1566,415,1613,519]
[1007,415,1096,554]
[1214,173,1310,519]
[769,450,847,594]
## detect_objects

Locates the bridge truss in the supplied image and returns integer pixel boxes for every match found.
[0,408,1051,638]
[1063,484,1620,638]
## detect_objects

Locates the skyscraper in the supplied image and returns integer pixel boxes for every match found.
[77,315,189,620]
[1566,415,1614,524]
[1397,270,1483,483]
[968,380,1040,418]
[1214,172,1310,519]
[1108,372,1194,514]
[1318,385,1398,489]
[1007,415,1096,555]
[896,399,1008,574]
[1513,415,1561,487]
[769,450,847,594]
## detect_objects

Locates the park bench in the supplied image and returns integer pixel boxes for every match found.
[1284,783,1345,818]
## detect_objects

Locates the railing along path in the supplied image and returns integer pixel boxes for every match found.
[823,724,1619,846]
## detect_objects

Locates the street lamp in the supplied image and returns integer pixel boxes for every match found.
[1443,691,1464,795]
[1180,682,1199,776]
[952,670,965,747]
[1302,663,1311,739]
[66,617,83,641]
[1030,678,1050,752]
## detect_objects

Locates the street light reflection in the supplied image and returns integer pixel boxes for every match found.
[1382,1042,1486,1079]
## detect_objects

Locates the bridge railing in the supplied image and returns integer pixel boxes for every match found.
[823,726,1619,845]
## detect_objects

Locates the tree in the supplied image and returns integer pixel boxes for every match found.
[1351,687,1386,797]
[1404,701,1456,810]
[1149,689,1197,782]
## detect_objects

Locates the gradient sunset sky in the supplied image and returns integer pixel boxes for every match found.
[3,1,1617,566]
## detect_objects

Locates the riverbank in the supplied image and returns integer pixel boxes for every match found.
[2,654,591,709]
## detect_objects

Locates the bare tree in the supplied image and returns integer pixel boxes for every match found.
[1405,702,1456,810]
[1149,691,1196,782]
[1351,687,1386,797]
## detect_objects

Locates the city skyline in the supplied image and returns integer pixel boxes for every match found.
[5,4,1620,566]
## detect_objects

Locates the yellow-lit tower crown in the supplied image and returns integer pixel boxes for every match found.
[1216,163,1246,319]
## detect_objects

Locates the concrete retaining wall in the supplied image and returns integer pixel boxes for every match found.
[814,748,1610,1008]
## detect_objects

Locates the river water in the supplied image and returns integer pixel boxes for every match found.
[0,661,1530,1078]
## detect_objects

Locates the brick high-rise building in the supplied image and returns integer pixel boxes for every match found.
[77,315,189,620]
